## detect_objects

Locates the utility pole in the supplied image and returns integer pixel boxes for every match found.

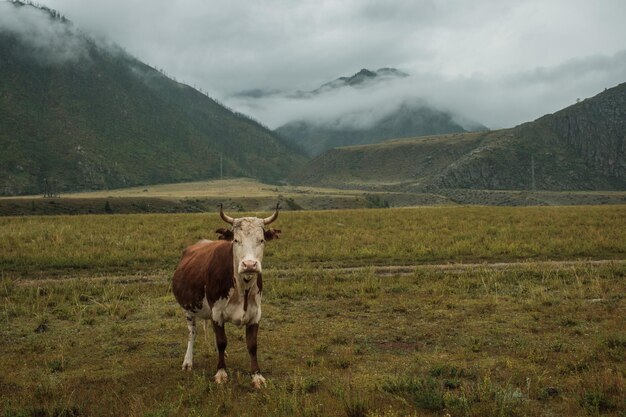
[531,155,536,192]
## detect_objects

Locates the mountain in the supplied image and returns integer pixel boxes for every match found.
[232,68,409,100]
[290,82,626,191]
[311,68,408,95]
[277,101,482,156]
[274,68,487,156]
[0,2,307,195]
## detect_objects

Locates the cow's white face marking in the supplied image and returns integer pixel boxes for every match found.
[232,217,266,277]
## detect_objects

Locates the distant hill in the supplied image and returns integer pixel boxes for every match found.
[0,2,307,195]
[274,68,487,156]
[291,82,626,191]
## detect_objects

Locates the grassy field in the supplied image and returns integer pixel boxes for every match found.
[1,205,625,416]
[2,178,625,216]
[52,178,358,199]
[0,178,451,216]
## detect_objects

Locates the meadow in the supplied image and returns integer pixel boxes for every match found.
[0,205,625,416]
[2,178,625,216]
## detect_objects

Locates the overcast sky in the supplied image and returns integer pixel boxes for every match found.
[32,0,626,129]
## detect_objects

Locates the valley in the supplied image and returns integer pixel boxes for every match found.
[1,2,625,417]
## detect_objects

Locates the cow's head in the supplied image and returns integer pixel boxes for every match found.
[218,204,281,279]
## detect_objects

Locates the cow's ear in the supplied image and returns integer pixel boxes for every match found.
[215,228,234,241]
[264,228,281,241]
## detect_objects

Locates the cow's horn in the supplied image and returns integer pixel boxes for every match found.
[218,204,234,225]
[263,203,280,225]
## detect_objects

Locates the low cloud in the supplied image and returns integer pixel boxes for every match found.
[0,2,89,64]
[225,51,626,130]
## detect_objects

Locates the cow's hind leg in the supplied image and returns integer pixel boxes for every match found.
[182,313,196,371]
[212,320,228,383]
[247,323,266,388]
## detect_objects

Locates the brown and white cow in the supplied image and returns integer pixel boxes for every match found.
[172,204,281,388]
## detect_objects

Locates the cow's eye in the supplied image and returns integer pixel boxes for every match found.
[233,239,240,244]
[260,239,265,244]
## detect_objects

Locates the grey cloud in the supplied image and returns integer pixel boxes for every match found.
[505,51,626,86]
[39,0,441,93]
[356,0,440,29]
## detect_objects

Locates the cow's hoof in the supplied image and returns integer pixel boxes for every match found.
[252,373,266,389]
[182,362,192,371]
[214,368,228,384]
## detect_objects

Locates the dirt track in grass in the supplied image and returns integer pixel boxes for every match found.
[14,258,626,287]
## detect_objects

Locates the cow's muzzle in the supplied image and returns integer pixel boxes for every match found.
[240,260,260,275]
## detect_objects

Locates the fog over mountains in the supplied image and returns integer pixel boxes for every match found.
[229,67,487,131]
[230,68,488,155]
[225,55,626,137]
[29,0,626,135]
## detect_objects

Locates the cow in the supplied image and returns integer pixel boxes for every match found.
[172,203,281,388]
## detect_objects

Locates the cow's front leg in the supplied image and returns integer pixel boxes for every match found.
[182,313,196,370]
[212,320,228,383]
[246,323,266,388]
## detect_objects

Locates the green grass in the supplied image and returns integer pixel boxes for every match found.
[1,205,624,275]
[0,206,625,416]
